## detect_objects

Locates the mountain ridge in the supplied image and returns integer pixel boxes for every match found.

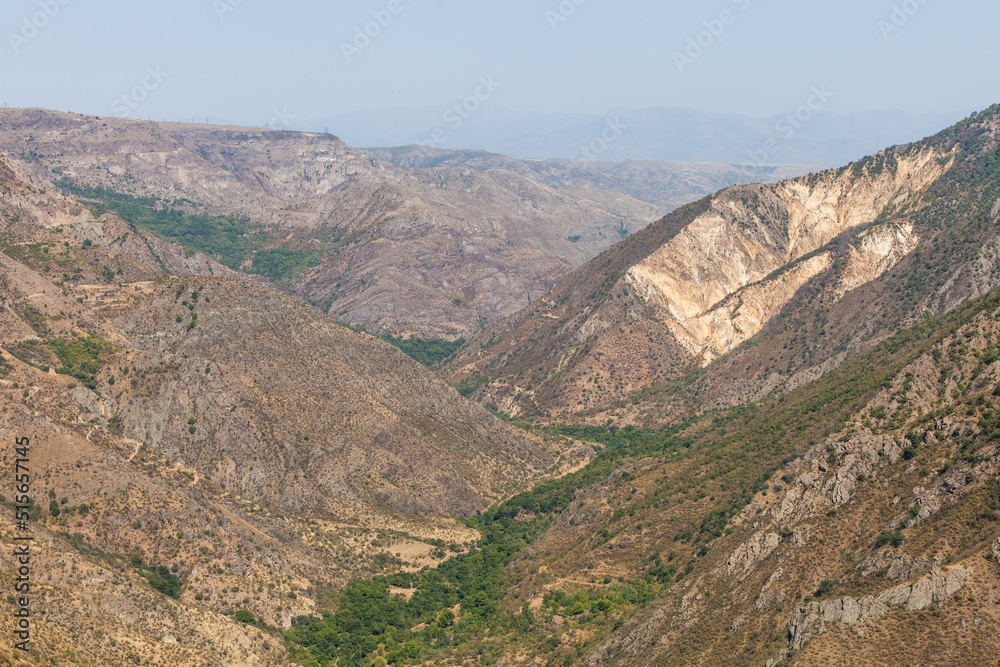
[296,105,965,166]
[443,106,1000,425]
[0,107,814,339]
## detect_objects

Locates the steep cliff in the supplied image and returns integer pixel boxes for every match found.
[445,107,1000,423]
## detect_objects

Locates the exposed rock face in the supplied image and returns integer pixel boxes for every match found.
[835,222,920,298]
[787,567,967,651]
[446,135,965,419]
[726,531,781,576]
[755,568,787,610]
[625,150,945,364]
[887,555,935,582]
[992,538,1000,566]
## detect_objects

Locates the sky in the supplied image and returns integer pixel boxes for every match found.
[0,0,997,126]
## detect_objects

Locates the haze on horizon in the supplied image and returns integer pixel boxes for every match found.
[1,0,996,122]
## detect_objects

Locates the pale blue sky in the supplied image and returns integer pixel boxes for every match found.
[1,0,996,124]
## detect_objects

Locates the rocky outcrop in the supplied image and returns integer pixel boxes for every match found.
[835,222,920,298]
[726,531,781,577]
[885,555,935,581]
[744,431,902,527]
[992,538,1000,566]
[624,149,947,364]
[787,567,966,651]
[755,568,787,610]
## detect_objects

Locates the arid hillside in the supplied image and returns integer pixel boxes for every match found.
[433,283,1000,666]
[444,106,1000,425]
[0,150,568,665]
[0,107,790,340]
[4,106,999,667]
[263,260,1000,667]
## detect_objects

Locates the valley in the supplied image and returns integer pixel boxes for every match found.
[1,105,999,666]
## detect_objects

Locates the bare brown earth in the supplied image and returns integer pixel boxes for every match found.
[0,150,567,665]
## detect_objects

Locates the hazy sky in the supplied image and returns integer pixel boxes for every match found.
[1,0,997,124]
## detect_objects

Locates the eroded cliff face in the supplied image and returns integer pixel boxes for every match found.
[624,148,948,364]
[445,141,962,421]
[835,221,921,298]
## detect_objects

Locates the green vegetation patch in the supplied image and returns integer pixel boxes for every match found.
[383,335,465,367]
[47,332,113,389]
[128,555,183,599]
[454,374,489,397]
[55,179,325,283]
[286,455,660,666]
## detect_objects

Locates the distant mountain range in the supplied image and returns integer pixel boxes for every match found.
[292,106,968,166]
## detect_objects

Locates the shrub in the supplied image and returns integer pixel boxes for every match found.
[816,579,836,596]
[876,530,905,548]
[233,610,255,624]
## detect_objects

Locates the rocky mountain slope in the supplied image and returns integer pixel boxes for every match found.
[0,151,566,665]
[271,261,1000,667]
[444,107,1000,424]
[0,108,813,340]
[490,288,1000,666]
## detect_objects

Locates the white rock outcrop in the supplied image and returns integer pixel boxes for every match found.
[726,532,781,577]
[787,567,966,651]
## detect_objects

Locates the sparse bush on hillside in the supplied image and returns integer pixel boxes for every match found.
[233,610,255,624]
[876,530,905,549]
